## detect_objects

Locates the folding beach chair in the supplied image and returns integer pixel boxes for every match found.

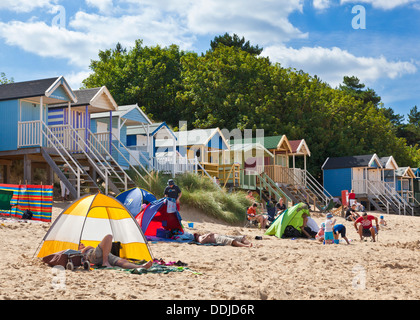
[361,226,379,242]
[244,214,259,228]
[321,199,335,213]
[0,189,17,217]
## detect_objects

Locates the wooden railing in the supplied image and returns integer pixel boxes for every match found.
[90,132,109,155]
[263,165,295,185]
[199,162,241,187]
[18,120,42,147]
[153,156,198,175]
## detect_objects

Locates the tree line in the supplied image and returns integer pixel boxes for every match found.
[2,33,419,177]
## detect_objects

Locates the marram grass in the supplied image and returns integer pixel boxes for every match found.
[131,170,251,224]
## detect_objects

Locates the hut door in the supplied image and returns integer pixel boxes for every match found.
[352,168,365,193]
[368,169,382,192]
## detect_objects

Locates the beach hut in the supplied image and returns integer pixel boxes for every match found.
[47,86,148,196]
[322,154,383,197]
[394,167,416,203]
[289,139,311,172]
[321,154,418,214]
[90,103,153,169]
[413,168,420,203]
[126,121,178,171]
[223,141,274,190]
[155,127,233,181]
[0,77,81,194]
[0,77,77,153]
[228,135,292,183]
[380,156,399,192]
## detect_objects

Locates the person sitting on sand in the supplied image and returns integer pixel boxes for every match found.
[379,215,387,227]
[316,223,325,242]
[276,198,286,215]
[246,190,263,209]
[345,204,360,222]
[79,234,153,269]
[193,232,253,247]
[354,213,379,242]
[247,202,269,229]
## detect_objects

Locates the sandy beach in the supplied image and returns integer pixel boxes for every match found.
[0,202,419,301]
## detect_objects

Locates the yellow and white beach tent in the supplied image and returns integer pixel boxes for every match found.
[37,193,153,261]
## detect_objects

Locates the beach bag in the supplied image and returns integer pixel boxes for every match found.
[22,209,33,220]
[282,225,302,238]
[42,249,83,268]
[111,241,121,257]
[166,198,177,213]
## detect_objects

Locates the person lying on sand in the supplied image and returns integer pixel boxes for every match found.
[193,232,253,247]
[79,234,153,269]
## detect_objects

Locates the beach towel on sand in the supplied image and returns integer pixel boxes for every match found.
[92,263,201,275]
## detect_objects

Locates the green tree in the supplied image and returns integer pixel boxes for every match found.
[404,106,420,147]
[210,33,263,55]
[82,40,186,125]
[177,45,272,130]
[339,76,381,107]
[82,38,420,174]
[0,72,13,84]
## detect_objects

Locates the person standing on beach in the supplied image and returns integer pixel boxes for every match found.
[333,224,350,244]
[164,179,182,211]
[324,213,335,244]
[348,189,356,206]
[60,167,70,201]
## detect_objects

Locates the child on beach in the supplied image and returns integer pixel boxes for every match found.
[379,215,387,227]
[324,213,335,244]
[316,222,325,242]
[333,224,350,244]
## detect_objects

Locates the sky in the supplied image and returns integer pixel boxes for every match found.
[1,0,420,120]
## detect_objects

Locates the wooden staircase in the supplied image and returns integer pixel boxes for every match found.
[89,157,137,195]
[41,148,100,198]
[40,122,149,199]
[258,172,292,207]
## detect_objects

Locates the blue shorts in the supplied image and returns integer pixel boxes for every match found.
[334,225,346,237]
[324,231,334,240]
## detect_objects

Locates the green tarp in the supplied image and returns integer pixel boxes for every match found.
[264,202,310,238]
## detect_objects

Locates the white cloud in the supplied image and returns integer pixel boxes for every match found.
[340,0,419,10]
[85,0,114,14]
[0,7,196,67]
[185,0,306,45]
[0,21,96,67]
[0,0,309,68]
[123,0,307,45]
[64,69,92,90]
[0,0,55,12]
[263,45,417,87]
[313,0,332,10]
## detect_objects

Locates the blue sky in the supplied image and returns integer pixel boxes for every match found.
[1,0,420,120]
